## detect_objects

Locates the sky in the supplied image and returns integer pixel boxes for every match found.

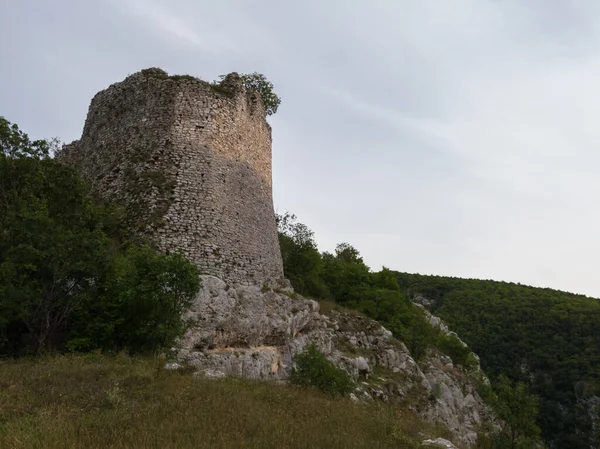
[2,0,600,297]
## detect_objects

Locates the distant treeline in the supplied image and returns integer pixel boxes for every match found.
[393,271,600,449]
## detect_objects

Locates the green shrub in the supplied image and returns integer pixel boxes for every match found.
[291,344,355,396]
[239,72,281,116]
[436,333,477,369]
[68,245,200,353]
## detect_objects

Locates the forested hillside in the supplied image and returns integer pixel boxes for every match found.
[393,272,600,449]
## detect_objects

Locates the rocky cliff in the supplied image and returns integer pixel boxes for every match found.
[173,275,495,447]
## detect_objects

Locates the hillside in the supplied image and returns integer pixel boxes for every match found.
[393,271,600,449]
[0,354,454,449]
[0,116,493,448]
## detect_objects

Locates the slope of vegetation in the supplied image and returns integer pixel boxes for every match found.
[277,213,473,367]
[277,213,543,448]
[1,117,543,448]
[393,272,600,449]
[0,353,450,449]
[0,117,454,448]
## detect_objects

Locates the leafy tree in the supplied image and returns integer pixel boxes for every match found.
[491,375,541,449]
[0,117,109,352]
[335,242,364,265]
[277,212,316,247]
[292,344,355,396]
[321,251,371,304]
[68,246,199,353]
[276,212,329,298]
[373,267,401,291]
[218,72,281,115]
[276,212,466,366]
[393,271,600,448]
[239,72,281,116]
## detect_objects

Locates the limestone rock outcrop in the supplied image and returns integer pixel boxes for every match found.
[174,276,495,447]
[422,437,460,448]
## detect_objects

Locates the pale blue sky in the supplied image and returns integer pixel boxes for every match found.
[2,0,600,297]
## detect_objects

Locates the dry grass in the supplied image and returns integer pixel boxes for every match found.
[0,353,446,449]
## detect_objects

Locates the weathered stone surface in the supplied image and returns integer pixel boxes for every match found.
[57,69,283,286]
[173,277,494,447]
[294,310,494,447]
[178,275,316,353]
[422,437,459,448]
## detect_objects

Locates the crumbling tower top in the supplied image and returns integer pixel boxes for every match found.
[59,68,284,285]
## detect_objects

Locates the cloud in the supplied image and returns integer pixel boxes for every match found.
[110,0,233,54]
[109,0,283,60]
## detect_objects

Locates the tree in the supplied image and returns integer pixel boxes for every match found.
[491,375,541,449]
[68,245,200,353]
[335,242,364,265]
[276,212,328,298]
[239,72,281,116]
[0,117,201,355]
[392,270,600,447]
[0,117,109,352]
[276,212,316,248]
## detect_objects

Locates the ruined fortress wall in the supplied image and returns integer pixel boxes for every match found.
[59,68,284,285]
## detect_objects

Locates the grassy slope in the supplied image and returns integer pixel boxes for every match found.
[0,353,453,449]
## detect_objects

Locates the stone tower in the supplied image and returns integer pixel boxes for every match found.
[59,68,284,285]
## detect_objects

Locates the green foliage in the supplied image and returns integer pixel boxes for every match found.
[436,334,477,369]
[169,74,199,82]
[276,212,474,367]
[239,72,281,116]
[68,246,199,353]
[335,242,364,265]
[292,344,355,396]
[140,68,200,84]
[144,68,282,115]
[0,118,200,356]
[488,375,541,449]
[394,271,600,448]
[276,212,329,298]
[140,67,169,80]
[0,117,110,352]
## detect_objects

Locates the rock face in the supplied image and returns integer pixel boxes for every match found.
[57,68,283,286]
[177,275,317,379]
[422,437,459,448]
[175,276,495,447]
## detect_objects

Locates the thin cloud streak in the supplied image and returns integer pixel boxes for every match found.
[112,0,223,53]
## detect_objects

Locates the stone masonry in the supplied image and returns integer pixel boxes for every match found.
[58,68,284,285]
